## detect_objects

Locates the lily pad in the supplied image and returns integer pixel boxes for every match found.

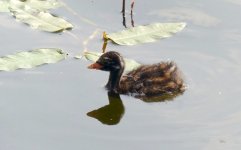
[82,51,141,73]
[106,22,186,45]
[1,0,62,12]
[23,0,63,11]
[0,48,66,71]
[0,1,10,12]
[9,3,73,32]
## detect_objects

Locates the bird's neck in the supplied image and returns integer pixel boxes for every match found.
[106,68,124,92]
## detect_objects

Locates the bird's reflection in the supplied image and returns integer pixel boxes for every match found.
[87,91,183,125]
[87,92,125,125]
[136,91,184,103]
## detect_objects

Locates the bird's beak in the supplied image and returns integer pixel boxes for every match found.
[88,62,103,70]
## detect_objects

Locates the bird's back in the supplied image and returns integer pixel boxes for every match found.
[119,62,185,97]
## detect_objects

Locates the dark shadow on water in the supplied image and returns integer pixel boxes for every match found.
[87,91,183,125]
[87,92,125,125]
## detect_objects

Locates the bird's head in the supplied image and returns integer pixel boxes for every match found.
[88,51,125,72]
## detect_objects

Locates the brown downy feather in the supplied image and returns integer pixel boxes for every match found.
[119,62,185,96]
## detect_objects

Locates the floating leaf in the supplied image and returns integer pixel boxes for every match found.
[9,4,73,32]
[22,0,63,11]
[0,48,66,71]
[106,22,186,45]
[82,51,100,62]
[1,0,62,12]
[124,58,141,73]
[0,1,10,12]
[82,51,141,73]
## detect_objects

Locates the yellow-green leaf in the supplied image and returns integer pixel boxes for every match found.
[106,22,186,45]
[0,1,10,12]
[1,0,62,12]
[82,51,141,73]
[23,0,63,11]
[0,48,66,71]
[9,3,73,32]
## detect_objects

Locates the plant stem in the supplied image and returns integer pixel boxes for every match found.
[122,0,126,13]
[122,0,127,28]
[102,32,108,53]
[131,0,135,27]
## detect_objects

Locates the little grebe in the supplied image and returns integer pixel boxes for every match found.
[88,51,185,99]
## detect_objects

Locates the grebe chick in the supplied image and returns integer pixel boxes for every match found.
[88,51,185,100]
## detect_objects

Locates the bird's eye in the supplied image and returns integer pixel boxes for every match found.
[103,57,110,60]
[103,57,111,63]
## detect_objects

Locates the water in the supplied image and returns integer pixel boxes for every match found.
[1,0,241,149]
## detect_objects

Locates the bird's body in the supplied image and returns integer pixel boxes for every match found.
[119,62,185,96]
[88,51,185,101]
